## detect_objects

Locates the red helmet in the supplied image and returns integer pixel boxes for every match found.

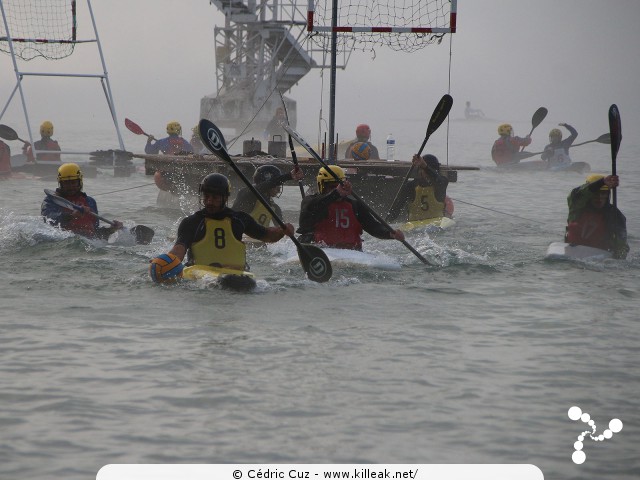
[355,124,371,139]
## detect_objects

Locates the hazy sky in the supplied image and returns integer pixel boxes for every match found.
[1,0,639,151]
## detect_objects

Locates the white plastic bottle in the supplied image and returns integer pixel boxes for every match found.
[386,133,395,162]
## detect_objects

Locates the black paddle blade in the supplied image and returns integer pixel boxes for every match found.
[532,107,548,129]
[0,124,18,141]
[427,94,454,136]
[597,133,611,144]
[297,243,332,283]
[608,104,622,163]
[131,225,155,245]
[199,119,228,157]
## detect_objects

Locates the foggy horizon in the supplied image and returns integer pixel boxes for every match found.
[1,0,639,154]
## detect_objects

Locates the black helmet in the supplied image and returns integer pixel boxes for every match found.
[253,165,282,184]
[199,173,230,196]
[422,154,440,170]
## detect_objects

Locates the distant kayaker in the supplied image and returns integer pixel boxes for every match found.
[0,139,10,176]
[232,164,304,227]
[491,123,531,166]
[464,101,485,120]
[23,121,61,162]
[41,163,124,239]
[542,123,578,170]
[297,165,404,250]
[565,173,629,259]
[151,173,294,273]
[386,154,454,223]
[145,121,193,155]
[345,124,380,160]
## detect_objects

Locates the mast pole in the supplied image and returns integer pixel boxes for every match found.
[328,0,338,163]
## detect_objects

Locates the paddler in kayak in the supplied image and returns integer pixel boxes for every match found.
[145,121,193,155]
[232,164,304,227]
[386,153,454,223]
[23,121,61,162]
[565,173,629,259]
[296,165,404,250]
[150,173,294,274]
[41,163,124,239]
[541,123,578,170]
[491,123,532,166]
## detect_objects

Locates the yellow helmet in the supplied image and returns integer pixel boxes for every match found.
[58,163,83,189]
[40,120,54,137]
[586,174,609,191]
[166,121,182,135]
[549,128,562,141]
[498,123,512,136]
[317,165,346,193]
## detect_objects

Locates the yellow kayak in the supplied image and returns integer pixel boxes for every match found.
[401,216,456,232]
[182,265,257,291]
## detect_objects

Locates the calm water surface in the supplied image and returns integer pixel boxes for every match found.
[1,120,639,479]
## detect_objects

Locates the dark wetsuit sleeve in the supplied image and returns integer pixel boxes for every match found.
[354,198,392,239]
[562,124,578,148]
[235,211,269,240]
[430,170,449,203]
[175,213,204,250]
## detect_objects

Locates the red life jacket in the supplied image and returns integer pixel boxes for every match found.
[64,194,97,236]
[167,137,185,154]
[565,210,608,250]
[491,137,515,165]
[26,138,61,162]
[313,200,363,250]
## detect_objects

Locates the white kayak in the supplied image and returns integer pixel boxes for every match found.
[282,246,401,270]
[545,242,612,261]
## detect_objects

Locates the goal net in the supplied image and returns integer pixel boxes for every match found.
[0,0,77,60]
[307,0,456,53]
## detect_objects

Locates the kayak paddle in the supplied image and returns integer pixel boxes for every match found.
[198,119,332,283]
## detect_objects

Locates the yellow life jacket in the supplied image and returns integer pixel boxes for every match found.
[190,217,246,270]
[250,201,273,227]
[407,185,444,221]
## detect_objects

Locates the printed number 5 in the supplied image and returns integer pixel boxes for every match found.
[335,209,350,228]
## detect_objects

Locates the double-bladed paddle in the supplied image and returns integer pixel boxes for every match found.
[385,94,453,222]
[44,189,155,244]
[283,124,436,267]
[608,104,622,209]
[198,119,332,283]
[520,107,548,152]
[517,133,611,160]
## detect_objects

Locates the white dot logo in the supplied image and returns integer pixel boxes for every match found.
[568,406,623,464]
